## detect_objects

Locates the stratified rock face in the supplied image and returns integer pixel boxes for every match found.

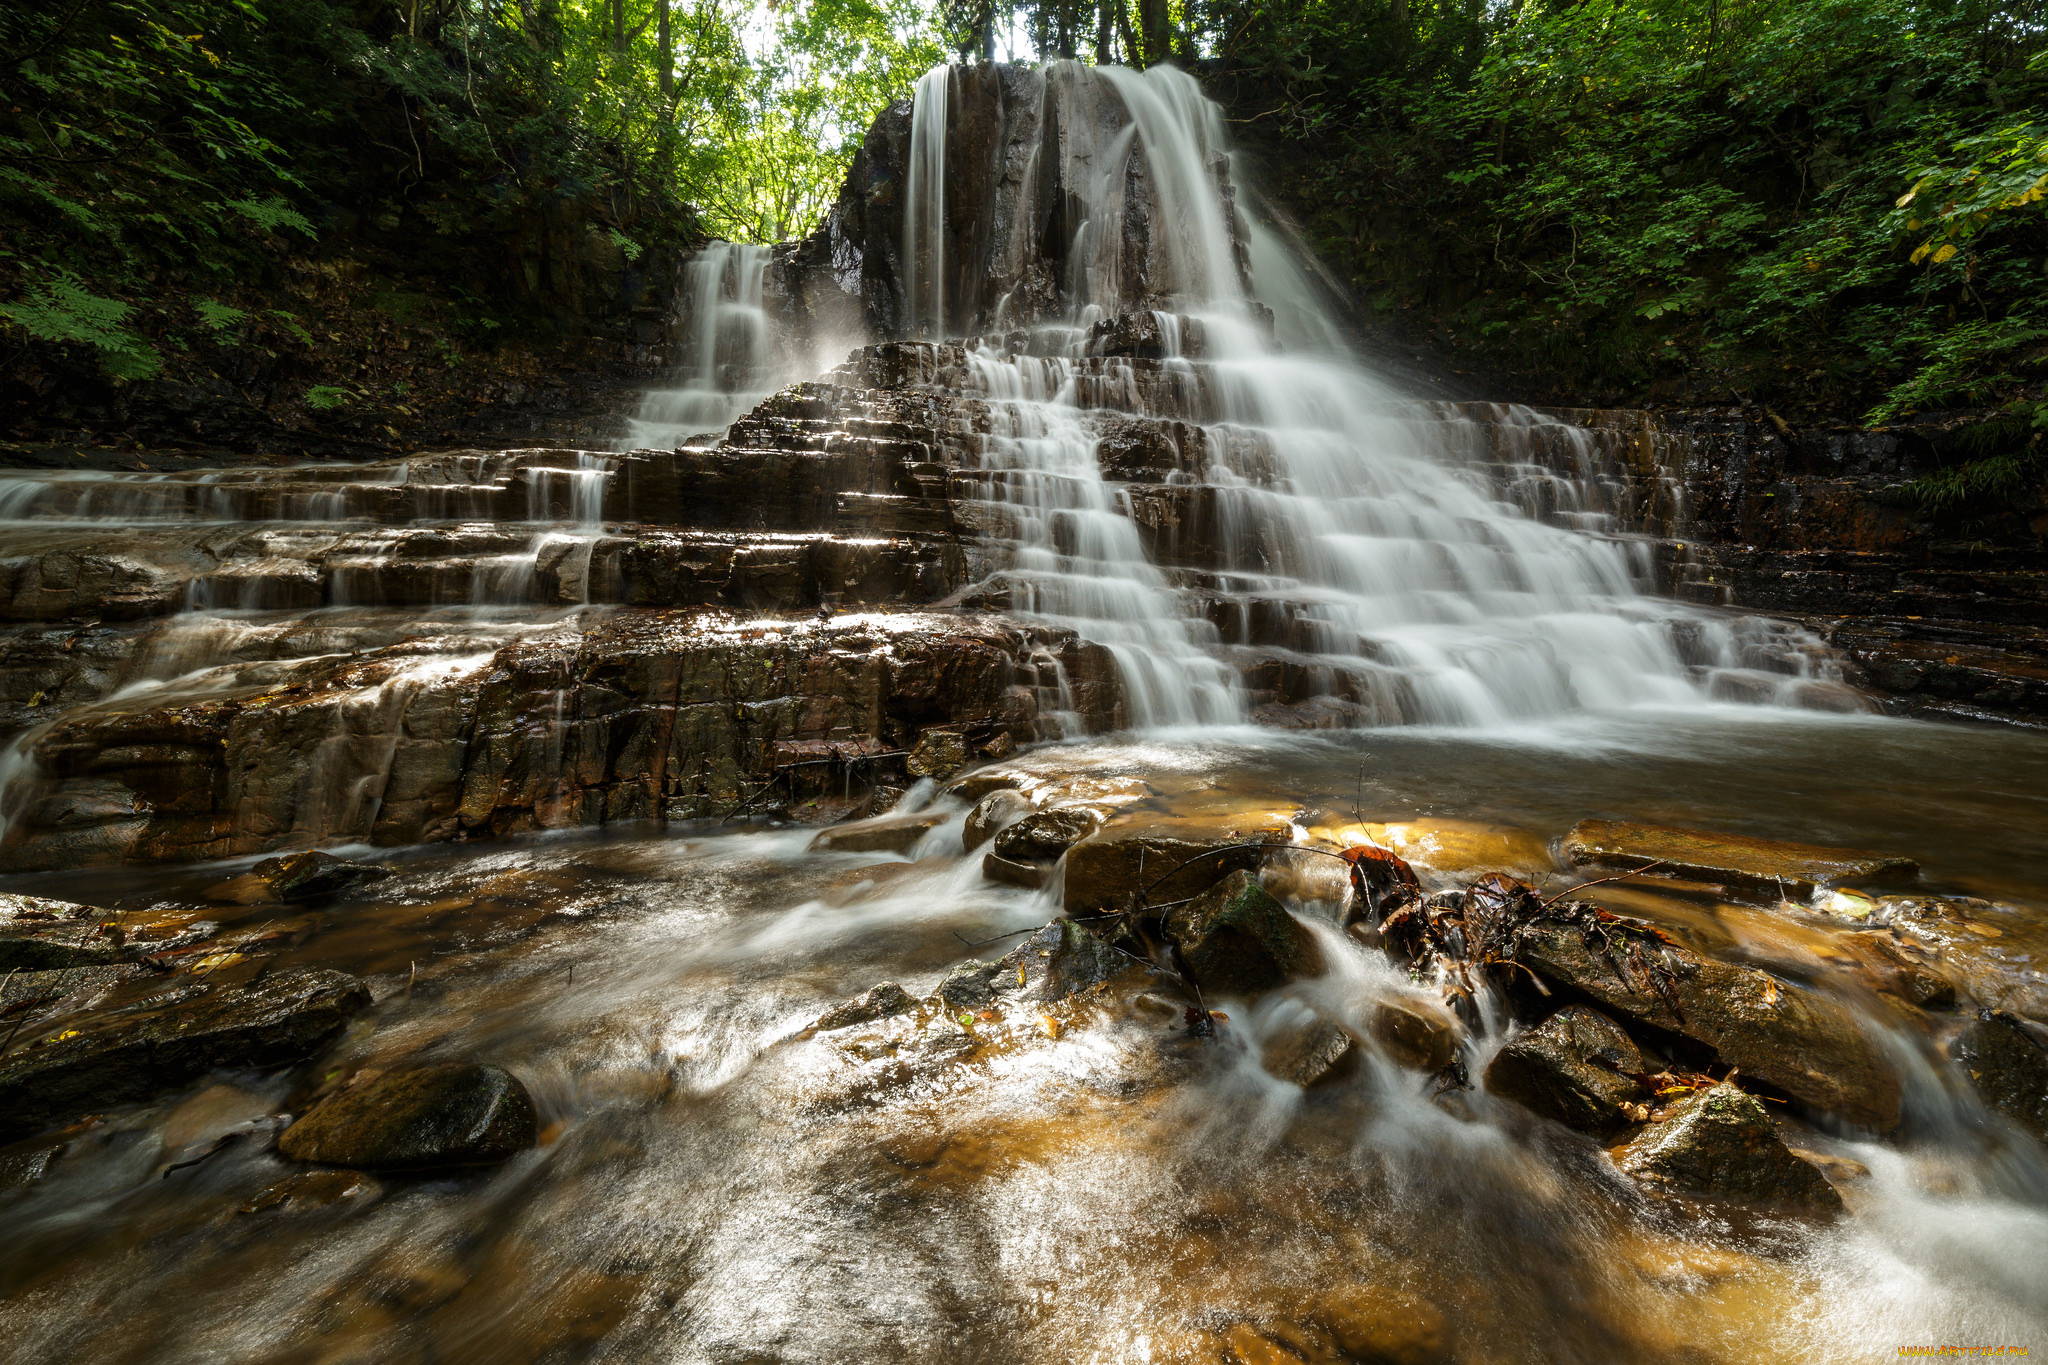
[1485,1006,1647,1135]
[1163,869,1319,998]
[1952,1011,2048,1140]
[1516,910,1901,1130]
[279,1064,537,1170]
[1615,1083,1843,1212]
[0,968,371,1139]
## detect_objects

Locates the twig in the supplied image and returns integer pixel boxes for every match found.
[1540,860,1669,908]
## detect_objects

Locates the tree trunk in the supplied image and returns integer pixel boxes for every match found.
[657,0,672,102]
[1095,0,1113,63]
[1114,0,1139,67]
[1139,0,1169,66]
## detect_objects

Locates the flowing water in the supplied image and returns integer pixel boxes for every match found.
[622,242,777,451]
[1,61,2045,1365]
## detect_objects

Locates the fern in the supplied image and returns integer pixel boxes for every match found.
[304,385,355,410]
[194,300,247,336]
[0,273,160,379]
[223,195,316,238]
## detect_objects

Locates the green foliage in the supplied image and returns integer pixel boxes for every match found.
[0,272,161,379]
[303,384,355,409]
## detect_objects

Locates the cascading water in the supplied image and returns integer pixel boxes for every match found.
[903,61,1841,727]
[621,242,776,450]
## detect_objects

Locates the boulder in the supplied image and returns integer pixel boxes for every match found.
[1062,829,1270,917]
[0,967,371,1139]
[1563,820,1915,902]
[1951,1011,2048,1140]
[278,1063,537,1170]
[1261,1009,1356,1087]
[1614,1082,1843,1212]
[1484,1005,1648,1135]
[962,788,1032,850]
[904,729,970,780]
[992,806,1102,863]
[251,850,391,902]
[809,982,919,1034]
[806,810,947,855]
[1516,910,1900,1129]
[1314,1285,1450,1365]
[1162,870,1320,998]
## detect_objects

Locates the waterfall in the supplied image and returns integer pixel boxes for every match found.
[903,60,1836,728]
[621,242,775,450]
[902,65,952,339]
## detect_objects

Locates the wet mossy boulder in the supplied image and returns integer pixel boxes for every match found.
[252,850,391,902]
[279,1063,537,1170]
[904,729,970,780]
[1485,1005,1647,1135]
[1615,1082,1843,1212]
[1162,869,1319,998]
[0,967,371,1139]
[1952,1010,2048,1140]
[1516,909,1900,1130]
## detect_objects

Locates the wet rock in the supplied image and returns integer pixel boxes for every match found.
[0,892,121,971]
[1843,930,1956,1009]
[932,920,1130,1014]
[1220,1324,1302,1365]
[809,982,919,1034]
[1261,1007,1356,1087]
[1563,819,1916,901]
[992,806,1102,863]
[981,850,1048,889]
[962,788,1032,850]
[238,1168,383,1215]
[1368,997,1461,1072]
[0,967,371,1140]
[0,963,144,1024]
[1484,1005,1648,1135]
[1062,827,1270,917]
[806,810,947,855]
[1951,1010,2048,1140]
[1615,1082,1843,1212]
[1314,1284,1450,1365]
[904,728,970,780]
[1515,910,1901,1129]
[1163,870,1320,998]
[278,1063,538,1170]
[251,850,391,901]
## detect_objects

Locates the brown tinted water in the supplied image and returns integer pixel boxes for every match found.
[2,706,2045,1364]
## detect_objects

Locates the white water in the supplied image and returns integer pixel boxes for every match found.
[621,242,776,450]
[905,61,1845,728]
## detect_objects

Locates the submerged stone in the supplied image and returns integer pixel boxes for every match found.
[1163,869,1319,998]
[1516,911,1900,1130]
[1615,1082,1843,1212]
[1315,1284,1450,1365]
[1485,1005,1647,1135]
[806,810,947,855]
[0,967,371,1140]
[1369,997,1461,1072]
[1261,1009,1356,1087]
[809,982,919,1034]
[279,1063,537,1170]
[1563,819,1916,901]
[1951,1010,2048,1140]
[252,850,391,902]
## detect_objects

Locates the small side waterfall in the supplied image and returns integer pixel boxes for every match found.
[901,61,1844,727]
[622,242,776,450]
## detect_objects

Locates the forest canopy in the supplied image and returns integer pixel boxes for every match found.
[2,0,2043,451]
